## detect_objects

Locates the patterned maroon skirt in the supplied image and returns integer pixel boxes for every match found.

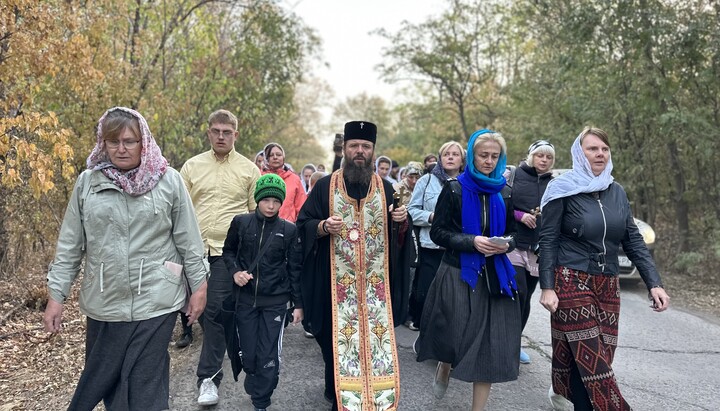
[550,266,632,411]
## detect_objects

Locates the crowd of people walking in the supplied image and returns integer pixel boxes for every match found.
[43,107,670,411]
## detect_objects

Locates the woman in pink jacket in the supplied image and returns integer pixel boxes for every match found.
[262,142,306,222]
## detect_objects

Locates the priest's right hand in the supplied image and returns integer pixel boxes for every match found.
[323,215,343,236]
[233,270,253,287]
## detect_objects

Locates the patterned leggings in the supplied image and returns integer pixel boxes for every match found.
[550,267,632,411]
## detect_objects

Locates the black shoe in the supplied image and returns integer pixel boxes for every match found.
[175,333,193,348]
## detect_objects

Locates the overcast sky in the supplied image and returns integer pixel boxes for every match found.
[291,0,443,104]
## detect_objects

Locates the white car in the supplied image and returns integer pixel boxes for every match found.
[618,218,656,282]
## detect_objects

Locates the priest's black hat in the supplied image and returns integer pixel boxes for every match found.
[343,121,377,144]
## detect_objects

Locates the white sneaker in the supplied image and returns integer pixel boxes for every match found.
[548,385,573,410]
[198,378,219,406]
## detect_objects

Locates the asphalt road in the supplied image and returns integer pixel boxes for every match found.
[168,283,720,410]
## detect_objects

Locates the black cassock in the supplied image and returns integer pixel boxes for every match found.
[297,173,414,337]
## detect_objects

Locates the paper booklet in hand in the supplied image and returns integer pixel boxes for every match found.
[488,236,513,246]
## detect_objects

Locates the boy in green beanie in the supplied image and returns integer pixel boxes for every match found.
[221,173,303,411]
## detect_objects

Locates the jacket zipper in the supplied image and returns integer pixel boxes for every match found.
[254,220,265,307]
[596,196,608,273]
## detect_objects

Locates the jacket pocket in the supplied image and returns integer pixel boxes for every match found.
[160,263,184,285]
[146,265,184,314]
[79,264,105,317]
[424,192,438,208]
[81,268,96,290]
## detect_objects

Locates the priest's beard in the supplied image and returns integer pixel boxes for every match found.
[343,156,374,185]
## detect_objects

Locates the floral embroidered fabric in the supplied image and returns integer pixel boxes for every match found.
[329,171,400,411]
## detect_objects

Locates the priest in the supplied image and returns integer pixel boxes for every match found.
[297,120,413,411]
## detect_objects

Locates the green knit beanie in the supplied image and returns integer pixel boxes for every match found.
[255,173,286,204]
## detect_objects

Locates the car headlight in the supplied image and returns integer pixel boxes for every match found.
[634,218,656,245]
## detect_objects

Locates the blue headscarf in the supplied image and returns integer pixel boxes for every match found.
[457,129,517,296]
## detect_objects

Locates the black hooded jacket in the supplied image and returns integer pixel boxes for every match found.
[222,209,303,308]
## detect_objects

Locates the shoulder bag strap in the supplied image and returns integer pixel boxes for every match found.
[245,223,277,274]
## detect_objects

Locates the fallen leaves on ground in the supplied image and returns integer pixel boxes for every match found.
[0,269,717,409]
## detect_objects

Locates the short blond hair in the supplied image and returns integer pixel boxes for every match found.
[472,132,507,155]
[438,141,466,168]
[208,109,238,130]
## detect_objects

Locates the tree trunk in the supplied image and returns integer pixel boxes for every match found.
[667,140,690,251]
[0,187,8,273]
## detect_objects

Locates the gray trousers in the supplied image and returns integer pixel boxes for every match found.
[69,312,176,411]
[196,256,233,387]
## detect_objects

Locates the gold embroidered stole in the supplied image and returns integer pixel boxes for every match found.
[329,171,400,411]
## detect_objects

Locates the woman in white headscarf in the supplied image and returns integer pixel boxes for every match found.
[538,126,669,411]
[43,107,208,411]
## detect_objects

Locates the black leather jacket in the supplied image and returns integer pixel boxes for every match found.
[430,180,516,268]
[538,183,662,291]
[222,210,303,307]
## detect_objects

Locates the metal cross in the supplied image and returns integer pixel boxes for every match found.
[393,186,405,207]
[360,122,364,129]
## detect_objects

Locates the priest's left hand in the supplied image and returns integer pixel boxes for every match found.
[389,204,407,223]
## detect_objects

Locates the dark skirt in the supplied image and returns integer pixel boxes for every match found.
[550,267,631,411]
[68,312,177,411]
[416,260,521,383]
[408,247,444,325]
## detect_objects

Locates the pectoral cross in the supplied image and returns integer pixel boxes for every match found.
[360,122,364,129]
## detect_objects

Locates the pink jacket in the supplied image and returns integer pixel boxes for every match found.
[264,167,306,222]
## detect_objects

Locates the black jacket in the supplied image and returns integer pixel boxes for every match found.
[222,210,303,308]
[430,179,517,269]
[509,162,552,251]
[538,183,662,290]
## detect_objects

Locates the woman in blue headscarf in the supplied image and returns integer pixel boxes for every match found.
[415,129,520,411]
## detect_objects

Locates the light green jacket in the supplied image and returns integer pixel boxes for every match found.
[47,168,208,322]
